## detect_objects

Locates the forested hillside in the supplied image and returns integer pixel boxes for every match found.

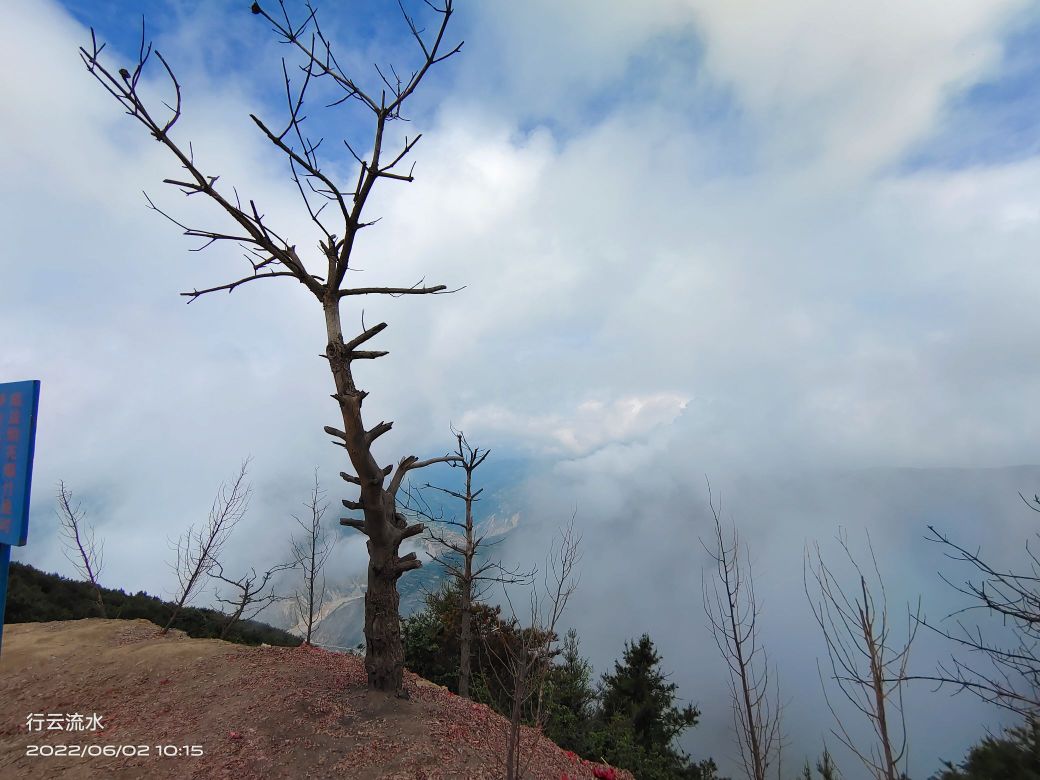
[5,562,300,648]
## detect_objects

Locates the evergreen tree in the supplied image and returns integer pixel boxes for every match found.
[401,590,460,690]
[6,562,299,647]
[401,581,531,714]
[599,634,700,752]
[544,628,597,755]
[934,718,1040,779]
[816,748,840,780]
[593,633,714,780]
[796,747,840,780]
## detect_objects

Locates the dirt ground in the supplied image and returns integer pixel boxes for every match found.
[0,619,629,779]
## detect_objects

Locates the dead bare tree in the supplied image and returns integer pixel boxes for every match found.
[290,471,335,644]
[701,485,783,780]
[56,481,106,618]
[404,429,533,698]
[804,530,918,780]
[164,459,252,634]
[906,519,1040,715]
[80,1,463,693]
[210,559,294,639]
[483,519,581,780]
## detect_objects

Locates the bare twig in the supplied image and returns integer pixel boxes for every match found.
[904,524,1040,715]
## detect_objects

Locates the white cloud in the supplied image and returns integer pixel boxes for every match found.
[688,0,1030,174]
[460,393,689,456]
[463,0,694,123]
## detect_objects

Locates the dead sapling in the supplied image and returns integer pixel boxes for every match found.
[163,458,252,634]
[210,559,295,639]
[402,428,533,698]
[482,518,581,780]
[805,530,918,780]
[701,482,784,780]
[56,481,107,618]
[290,470,336,645]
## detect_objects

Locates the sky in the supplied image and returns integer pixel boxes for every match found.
[3,0,1040,776]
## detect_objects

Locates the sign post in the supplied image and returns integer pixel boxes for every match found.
[0,380,41,657]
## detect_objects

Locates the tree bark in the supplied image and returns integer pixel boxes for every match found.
[459,582,473,698]
[323,297,413,692]
[365,544,406,691]
[459,461,476,698]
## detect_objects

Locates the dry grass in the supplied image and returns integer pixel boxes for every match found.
[0,619,630,780]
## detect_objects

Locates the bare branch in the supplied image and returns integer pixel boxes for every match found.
[387,452,460,498]
[905,524,1040,714]
[339,283,456,298]
[180,271,300,301]
[80,26,322,300]
[340,517,367,535]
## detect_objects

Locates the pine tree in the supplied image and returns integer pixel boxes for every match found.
[817,748,840,780]
[795,748,840,780]
[544,628,597,755]
[599,634,700,752]
[935,717,1040,779]
[593,633,713,780]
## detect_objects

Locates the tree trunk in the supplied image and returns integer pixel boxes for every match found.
[323,297,413,694]
[459,464,476,698]
[221,603,245,639]
[93,587,106,618]
[506,660,525,780]
[305,528,316,644]
[459,582,473,698]
[365,543,405,692]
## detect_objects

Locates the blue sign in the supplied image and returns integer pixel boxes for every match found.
[0,380,40,546]
[0,379,39,656]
